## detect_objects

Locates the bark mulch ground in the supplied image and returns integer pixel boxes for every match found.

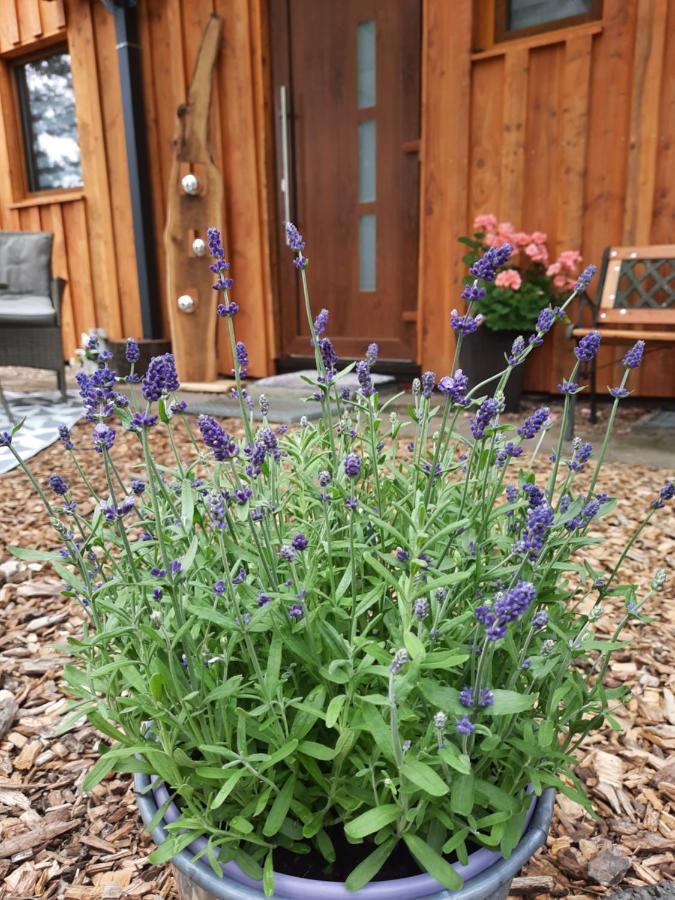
[0,417,673,899]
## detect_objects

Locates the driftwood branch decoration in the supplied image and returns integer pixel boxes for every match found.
[164,14,224,383]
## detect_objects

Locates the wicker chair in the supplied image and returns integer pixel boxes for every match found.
[0,231,67,398]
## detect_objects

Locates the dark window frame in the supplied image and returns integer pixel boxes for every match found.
[494,0,603,42]
[13,44,83,195]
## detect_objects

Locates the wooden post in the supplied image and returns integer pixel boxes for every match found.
[164,14,224,383]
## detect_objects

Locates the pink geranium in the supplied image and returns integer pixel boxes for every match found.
[557,250,582,272]
[531,231,548,245]
[474,213,498,233]
[494,269,522,290]
[546,262,562,276]
[524,242,549,264]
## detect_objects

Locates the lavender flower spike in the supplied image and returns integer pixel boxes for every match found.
[470,243,513,282]
[574,331,601,362]
[142,354,180,402]
[622,340,645,369]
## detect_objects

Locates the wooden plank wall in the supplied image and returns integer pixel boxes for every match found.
[0,0,142,360]
[0,0,274,377]
[136,0,274,377]
[460,0,675,397]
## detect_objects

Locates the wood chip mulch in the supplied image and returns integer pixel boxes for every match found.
[0,419,673,899]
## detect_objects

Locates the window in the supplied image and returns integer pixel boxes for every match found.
[15,49,83,192]
[494,0,602,42]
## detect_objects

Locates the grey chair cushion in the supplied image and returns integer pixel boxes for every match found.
[0,293,57,326]
[0,232,53,297]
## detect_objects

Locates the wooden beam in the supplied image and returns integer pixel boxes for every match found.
[623,0,667,244]
[499,48,528,222]
[418,0,472,374]
[64,0,123,338]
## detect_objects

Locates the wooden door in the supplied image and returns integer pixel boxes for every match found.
[271,0,421,364]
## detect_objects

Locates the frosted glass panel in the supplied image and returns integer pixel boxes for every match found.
[358,120,376,203]
[359,214,376,292]
[357,21,376,108]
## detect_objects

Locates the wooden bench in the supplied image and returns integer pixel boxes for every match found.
[568,244,675,429]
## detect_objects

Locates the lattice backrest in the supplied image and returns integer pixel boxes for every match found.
[598,245,675,326]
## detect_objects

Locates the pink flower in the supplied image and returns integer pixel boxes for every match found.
[531,231,548,245]
[546,262,562,276]
[474,213,498,233]
[557,250,582,272]
[511,231,532,247]
[525,242,549,264]
[553,275,566,289]
[495,269,522,290]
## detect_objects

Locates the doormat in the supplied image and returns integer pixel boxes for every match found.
[0,391,82,476]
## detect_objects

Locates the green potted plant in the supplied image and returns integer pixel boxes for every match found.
[457,214,585,411]
[4,225,671,899]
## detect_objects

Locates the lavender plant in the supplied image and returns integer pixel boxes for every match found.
[6,226,673,894]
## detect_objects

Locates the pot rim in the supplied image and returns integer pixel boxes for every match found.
[135,773,555,899]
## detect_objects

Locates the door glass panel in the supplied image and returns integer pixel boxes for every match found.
[359,214,376,292]
[357,21,376,108]
[358,120,376,203]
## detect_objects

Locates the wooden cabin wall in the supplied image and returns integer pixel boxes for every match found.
[136,0,275,378]
[459,0,675,398]
[0,0,143,360]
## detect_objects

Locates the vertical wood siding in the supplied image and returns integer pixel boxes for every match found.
[455,0,675,397]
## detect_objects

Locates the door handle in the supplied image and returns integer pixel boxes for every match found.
[279,85,292,240]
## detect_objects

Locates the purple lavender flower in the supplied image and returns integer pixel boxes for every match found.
[233,341,249,378]
[459,687,494,708]
[48,474,68,495]
[356,360,374,397]
[280,545,296,562]
[494,581,536,622]
[568,438,593,472]
[532,609,549,629]
[345,497,358,510]
[125,338,140,364]
[508,336,526,365]
[171,400,188,415]
[413,597,429,620]
[652,481,675,509]
[450,309,484,336]
[130,412,158,430]
[117,495,136,517]
[58,425,73,449]
[313,308,329,336]
[609,386,629,398]
[232,567,246,584]
[559,380,581,394]
[289,603,304,620]
[395,547,409,562]
[389,648,409,675]
[87,335,99,351]
[207,226,226,258]
[518,406,550,439]
[470,398,500,439]
[456,715,475,736]
[198,415,238,461]
[470,243,513,282]
[420,371,436,399]
[214,580,225,595]
[574,264,597,292]
[152,587,162,600]
[286,222,308,268]
[461,280,487,303]
[292,532,309,551]
[505,484,519,504]
[437,369,469,405]
[151,566,166,577]
[318,337,338,377]
[344,453,361,478]
[622,340,645,369]
[515,502,554,559]
[575,331,601,362]
[366,342,378,365]
[76,366,117,420]
[217,301,239,317]
[495,442,523,467]
[142,354,180,402]
[234,484,252,505]
[318,470,332,487]
[130,479,145,496]
[92,423,116,453]
[169,560,182,575]
[257,592,272,607]
[536,307,558,334]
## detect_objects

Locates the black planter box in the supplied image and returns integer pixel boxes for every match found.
[459,329,526,412]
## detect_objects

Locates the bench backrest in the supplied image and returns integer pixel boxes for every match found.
[597,245,675,327]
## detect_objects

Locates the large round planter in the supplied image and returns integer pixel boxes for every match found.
[135,773,554,900]
[459,329,526,412]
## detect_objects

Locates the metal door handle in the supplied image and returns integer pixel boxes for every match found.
[279,85,292,241]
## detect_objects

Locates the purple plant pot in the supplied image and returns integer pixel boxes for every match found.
[135,772,555,899]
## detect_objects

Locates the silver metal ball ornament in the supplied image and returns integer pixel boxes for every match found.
[181,173,200,195]
[177,294,196,314]
[192,237,206,256]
